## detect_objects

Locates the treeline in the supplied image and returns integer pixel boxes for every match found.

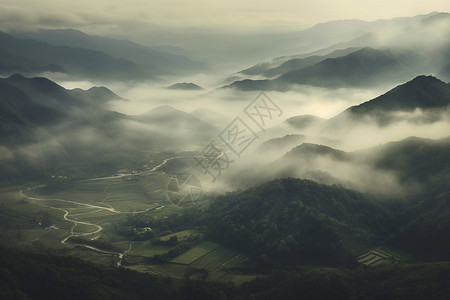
[1,245,450,299]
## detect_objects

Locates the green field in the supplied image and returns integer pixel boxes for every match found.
[0,185,255,283]
[127,240,173,257]
[191,247,245,271]
[170,241,220,265]
[139,238,252,283]
[0,172,176,266]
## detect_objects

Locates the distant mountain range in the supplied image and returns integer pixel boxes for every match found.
[223,48,432,90]
[12,29,207,76]
[237,48,361,79]
[223,12,450,90]
[274,12,449,55]
[0,32,152,80]
[0,30,207,81]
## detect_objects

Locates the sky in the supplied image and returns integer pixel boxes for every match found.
[2,0,450,35]
[2,0,449,71]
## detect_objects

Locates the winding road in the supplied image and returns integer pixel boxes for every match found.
[20,155,193,266]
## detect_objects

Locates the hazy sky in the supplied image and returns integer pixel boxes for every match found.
[2,0,449,34]
[2,0,449,70]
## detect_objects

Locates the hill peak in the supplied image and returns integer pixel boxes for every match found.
[5,74,64,92]
[166,82,203,90]
[7,73,26,80]
[405,75,445,85]
[284,143,349,161]
[348,75,450,114]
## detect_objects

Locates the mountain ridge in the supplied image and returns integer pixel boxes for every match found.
[12,28,208,75]
[0,32,157,80]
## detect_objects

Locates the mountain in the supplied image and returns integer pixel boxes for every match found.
[225,48,426,90]
[325,75,450,128]
[205,177,393,266]
[364,136,450,191]
[0,47,65,76]
[166,82,204,90]
[0,31,157,80]
[284,143,351,162]
[69,86,124,105]
[235,47,361,79]
[227,132,450,195]
[0,75,216,148]
[0,74,88,145]
[389,189,450,261]
[282,136,450,189]
[255,134,333,156]
[0,74,134,148]
[276,48,422,87]
[2,74,89,112]
[0,81,60,145]
[256,134,307,153]
[0,75,221,182]
[348,75,450,112]
[272,12,450,64]
[223,12,450,91]
[371,136,450,261]
[222,136,450,262]
[0,75,140,181]
[13,29,207,75]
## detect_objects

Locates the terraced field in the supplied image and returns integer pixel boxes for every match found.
[125,238,254,284]
[358,246,412,266]
[170,241,220,264]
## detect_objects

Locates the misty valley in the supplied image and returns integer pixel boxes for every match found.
[1,11,450,300]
